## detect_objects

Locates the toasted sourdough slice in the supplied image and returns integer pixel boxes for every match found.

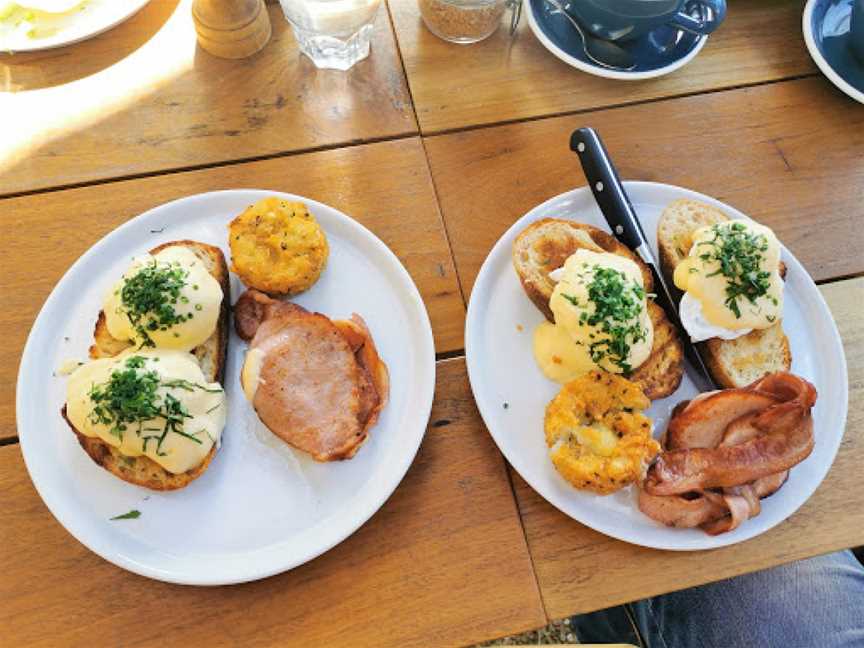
[512,218,683,400]
[657,199,791,388]
[67,240,230,491]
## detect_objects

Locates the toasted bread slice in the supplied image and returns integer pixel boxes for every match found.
[703,324,792,389]
[657,199,791,388]
[68,240,230,491]
[629,301,685,401]
[512,218,683,400]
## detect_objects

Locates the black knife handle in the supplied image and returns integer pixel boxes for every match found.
[570,128,646,252]
[570,127,718,392]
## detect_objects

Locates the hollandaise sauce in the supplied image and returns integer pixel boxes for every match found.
[673,221,782,330]
[66,351,226,474]
[534,250,653,384]
[104,247,223,351]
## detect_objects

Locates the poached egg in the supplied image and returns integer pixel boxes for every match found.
[66,350,226,474]
[674,220,783,343]
[534,249,654,383]
[104,247,223,352]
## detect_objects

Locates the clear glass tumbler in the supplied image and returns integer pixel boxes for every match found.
[279,0,382,70]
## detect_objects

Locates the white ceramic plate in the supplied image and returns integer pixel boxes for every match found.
[17,190,436,584]
[466,181,847,551]
[0,0,150,53]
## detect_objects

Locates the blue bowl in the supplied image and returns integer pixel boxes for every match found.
[804,0,864,103]
[527,0,707,79]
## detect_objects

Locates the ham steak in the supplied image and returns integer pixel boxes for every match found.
[235,289,389,461]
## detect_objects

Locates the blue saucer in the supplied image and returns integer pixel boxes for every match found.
[804,0,864,103]
[526,0,707,80]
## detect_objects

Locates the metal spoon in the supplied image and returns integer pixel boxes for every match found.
[544,0,636,71]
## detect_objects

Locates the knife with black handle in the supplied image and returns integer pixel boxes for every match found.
[569,127,717,391]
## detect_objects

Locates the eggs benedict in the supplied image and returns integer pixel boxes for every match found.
[104,246,224,351]
[673,220,783,343]
[66,350,226,475]
[534,249,654,383]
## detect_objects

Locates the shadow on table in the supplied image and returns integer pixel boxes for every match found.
[0,0,181,92]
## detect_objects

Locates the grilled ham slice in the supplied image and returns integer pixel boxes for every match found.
[235,289,389,461]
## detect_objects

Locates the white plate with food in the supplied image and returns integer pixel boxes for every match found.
[0,0,150,52]
[17,190,436,584]
[465,181,847,550]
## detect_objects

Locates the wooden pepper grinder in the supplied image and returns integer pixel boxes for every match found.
[192,0,272,59]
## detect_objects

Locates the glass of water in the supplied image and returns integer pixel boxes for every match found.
[279,0,382,70]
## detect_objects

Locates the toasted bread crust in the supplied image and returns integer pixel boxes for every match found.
[702,324,792,389]
[512,218,683,400]
[69,240,229,490]
[63,406,217,491]
[630,302,684,400]
[657,200,791,388]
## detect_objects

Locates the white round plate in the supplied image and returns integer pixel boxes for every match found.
[0,0,150,53]
[466,181,848,551]
[17,190,436,584]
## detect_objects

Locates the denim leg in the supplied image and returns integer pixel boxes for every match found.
[630,550,864,648]
[570,603,643,645]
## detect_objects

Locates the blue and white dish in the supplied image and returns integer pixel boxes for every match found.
[803,0,864,104]
[526,0,708,80]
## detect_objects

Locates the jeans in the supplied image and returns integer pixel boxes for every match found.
[571,550,864,648]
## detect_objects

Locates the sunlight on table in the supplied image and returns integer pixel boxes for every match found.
[0,0,194,180]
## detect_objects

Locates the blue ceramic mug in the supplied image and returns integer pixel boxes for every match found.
[852,0,864,64]
[565,0,727,42]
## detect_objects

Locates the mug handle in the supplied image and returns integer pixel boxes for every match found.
[668,0,726,35]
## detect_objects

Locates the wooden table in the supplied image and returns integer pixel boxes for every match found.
[1,0,861,645]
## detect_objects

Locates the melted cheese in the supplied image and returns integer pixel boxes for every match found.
[240,348,266,403]
[104,247,223,352]
[533,249,653,383]
[66,350,226,474]
[673,220,782,331]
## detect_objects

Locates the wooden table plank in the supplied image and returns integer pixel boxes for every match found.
[0,0,416,196]
[425,77,864,295]
[512,277,864,618]
[389,0,817,133]
[0,358,546,648]
[0,137,465,441]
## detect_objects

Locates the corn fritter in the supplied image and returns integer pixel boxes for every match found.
[545,371,659,495]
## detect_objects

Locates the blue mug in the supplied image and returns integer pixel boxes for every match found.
[565,0,727,42]
[852,0,864,64]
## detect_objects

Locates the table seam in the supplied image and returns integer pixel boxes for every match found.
[417,73,821,138]
[0,129,419,202]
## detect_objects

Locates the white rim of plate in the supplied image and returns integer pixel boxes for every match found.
[465,180,848,551]
[802,0,864,105]
[16,189,437,585]
[525,0,708,80]
[1,0,151,53]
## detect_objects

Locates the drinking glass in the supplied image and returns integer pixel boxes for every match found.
[279,0,382,70]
